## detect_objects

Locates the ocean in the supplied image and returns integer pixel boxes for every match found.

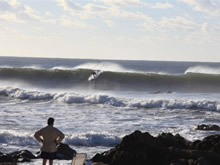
[1,56,220,164]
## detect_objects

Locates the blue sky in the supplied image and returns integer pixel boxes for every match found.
[0,0,220,62]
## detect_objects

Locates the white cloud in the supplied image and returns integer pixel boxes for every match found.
[93,0,148,7]
[59,15,93,28]
[179,0,220,16]
[56,0,153,21]
[152,2,174,9]
[104,20,115,28]
[45,11,53,16]
[0,0,42,22]
[159,16,200,31]
[57,0,82,12]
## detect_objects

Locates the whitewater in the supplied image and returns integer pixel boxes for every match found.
[1,56,220,164]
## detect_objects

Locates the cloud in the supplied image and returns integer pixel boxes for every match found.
[152,2,174,9]
[159,16,200,31]
[104,20,115,28]
[0,0,42,23]
[59,15,93,28]
[45,11,53,17]
[179,0,220,16]
[57,0,82,12]
[93,0,148,7]
[57,0,154,21]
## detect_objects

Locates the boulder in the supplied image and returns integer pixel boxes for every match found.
[195,124,220,131]
[191,134,220,153]
[92,130,220,165]
[56,143,77,160]
[0,154,14,163]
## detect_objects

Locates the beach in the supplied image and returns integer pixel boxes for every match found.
[1,57,220,164]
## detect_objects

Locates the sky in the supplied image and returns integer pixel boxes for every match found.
[0,0,220,62]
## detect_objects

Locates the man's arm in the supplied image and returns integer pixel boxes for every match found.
[34,129,43,143]
[55,129,65,144]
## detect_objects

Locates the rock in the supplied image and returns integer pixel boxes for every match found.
[195,124,220,131]
[93,130,169,165]
[196,157,212,165]
[10,149,36,161]
[92,130,220,165]
[187,159,196,165]
[192,134,220,153]
[56,143,77,160]
[0,154,14,163]
[0,150,36,163]
[157,133,188,149]
[0,143,77,163]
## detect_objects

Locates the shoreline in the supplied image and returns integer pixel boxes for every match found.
[1,124,220,165]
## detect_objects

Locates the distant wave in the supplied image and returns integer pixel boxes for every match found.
[185,66,220,75]
[0,67,220,92]
[0,132,38,146]
[0,131,120,147]
[1,87,220,111]
[65,133,121,147]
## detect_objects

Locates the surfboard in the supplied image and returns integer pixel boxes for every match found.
[88,71,102,81]
[72,153,87,165]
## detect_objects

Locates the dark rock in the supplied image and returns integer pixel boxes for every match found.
[0,143,77,163]
[157,133,188,149]
[169,158,187,165]
[10,149,36,161]
[212,142,220,154]
[192,134,220,152]
[196,157,212,165]
[93,130,168,165]
[188,159,196,165]
[196,124,220,131]
[92,130,220,165]
[0,154,14,163]
[56,143,77,160]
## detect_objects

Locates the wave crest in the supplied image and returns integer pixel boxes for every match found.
[1,87,220,111]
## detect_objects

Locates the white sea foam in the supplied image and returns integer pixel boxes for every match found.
[21,65,43,69]
[0,131,120,147]
[65,132,121,147]
[51,66,76,70]
[1,87,220,111]
[0,131,38,146]
[185,66,220,75]
[74,62,135,72]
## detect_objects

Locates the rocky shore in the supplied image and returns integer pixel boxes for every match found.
[0,143,76,164]
[1,124,220,165]
[92,126,220,165]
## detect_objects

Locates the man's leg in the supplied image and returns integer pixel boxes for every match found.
[43,159,47,165]
[49,160,53,165]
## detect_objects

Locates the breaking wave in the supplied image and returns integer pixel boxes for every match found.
[0,66,220,92]
[1,87,220,111]
[0,131,120,147]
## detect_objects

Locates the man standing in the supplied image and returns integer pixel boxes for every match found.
[34,117,65,165]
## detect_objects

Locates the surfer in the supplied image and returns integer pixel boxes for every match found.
[34,117,65,165]
[88,70,100,81]
[91,71,97,77]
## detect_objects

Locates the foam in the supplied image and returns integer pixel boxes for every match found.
[0,131,38,146]
[1,87,220,112]
[74,62,135,72]
[0,131,120,147]
[65,132,121,147]
[185,66,220,75]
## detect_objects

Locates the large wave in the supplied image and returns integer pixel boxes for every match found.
[0,66,220,92]
[0,131,120,147]
[1,87,220,111]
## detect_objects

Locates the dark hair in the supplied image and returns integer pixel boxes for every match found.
[47,117,54,125]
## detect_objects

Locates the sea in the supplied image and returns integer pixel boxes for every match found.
[1,56,220,164]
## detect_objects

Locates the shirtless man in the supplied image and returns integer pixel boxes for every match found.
[34,117,65,165]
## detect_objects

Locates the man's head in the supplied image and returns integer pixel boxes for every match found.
[47,117,54,125]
